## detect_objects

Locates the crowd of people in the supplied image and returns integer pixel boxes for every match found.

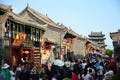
[0,53,118,80]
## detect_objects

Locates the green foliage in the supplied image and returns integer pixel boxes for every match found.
[105,49,113,58]
[0,46,8,61]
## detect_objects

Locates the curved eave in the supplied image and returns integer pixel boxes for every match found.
[0,8,8,13]
[110,32,120,40]
[77,36,86,41]
[9,18,46,31]
[67,32,76,38]
[65,28,78,38]
[45,38,57,44]
[0,4,11,12]
[89,38,106,40]
[100,45,107,48]
[88,35,105,37]
[8,13,46,31]
[20,6,62,30]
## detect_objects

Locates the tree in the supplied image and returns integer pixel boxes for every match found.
[105,49,113,58]
[0,46,8,65]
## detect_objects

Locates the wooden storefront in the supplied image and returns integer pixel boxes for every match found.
[2,14,45,66]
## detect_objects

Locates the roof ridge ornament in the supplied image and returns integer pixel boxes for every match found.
[27,3,29,8]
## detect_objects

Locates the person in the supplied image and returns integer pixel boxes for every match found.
[96,62,104,80]
[2,63,11,80]
[9,66,15,80]
[18,65,30,80]
[84,68,94,80]
[72,67,80,80]
[64,59,71,69]
[15,64,21,80]
[0,64,5,80]
[30,64,39,80]
[109,58,117,74]
[51,70,58,80]
[104,70,114,80]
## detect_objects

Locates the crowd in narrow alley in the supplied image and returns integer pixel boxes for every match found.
[0,52,117,80]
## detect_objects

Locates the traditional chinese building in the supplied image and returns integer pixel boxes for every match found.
[0,4,102,64]
[59,24,77,60]
[19,5,65,63]
[110,29,120,62]
[0,4,46,66]
[88,32,107,50]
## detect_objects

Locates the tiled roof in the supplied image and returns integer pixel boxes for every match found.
[20,5,61,29]
[0,4,46,31]
[0,4,11,12]
[0,13,9,23]
[89,32,105,37]
[8,12,46,30]
[45,37,57,44]
[60,23,78,37]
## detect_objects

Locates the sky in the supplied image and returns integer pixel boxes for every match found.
[0,0,120,49]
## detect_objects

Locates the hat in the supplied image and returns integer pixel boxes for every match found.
[2,63,9,69]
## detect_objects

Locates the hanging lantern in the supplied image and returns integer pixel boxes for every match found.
[30,36,32,40]
[40,38,44,42]
[16,34,19,39]
[34,38,35,41]
[36,38,37,41]
[8,32,11,38]
[23,34,26,40]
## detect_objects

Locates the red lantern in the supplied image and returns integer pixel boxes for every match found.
[43,49,46,55]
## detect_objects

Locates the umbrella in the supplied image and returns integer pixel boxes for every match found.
[54,59,64,67]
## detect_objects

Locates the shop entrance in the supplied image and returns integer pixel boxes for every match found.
[11,47,33,66]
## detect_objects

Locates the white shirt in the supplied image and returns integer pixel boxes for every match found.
[10,70,15,80]
[51,77,57,80]
[64,61,71,68]
[104,70,114,80]
[84,74,93,80]
[82,63,87,69]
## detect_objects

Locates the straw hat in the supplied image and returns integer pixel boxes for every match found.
[2,63,9,69]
